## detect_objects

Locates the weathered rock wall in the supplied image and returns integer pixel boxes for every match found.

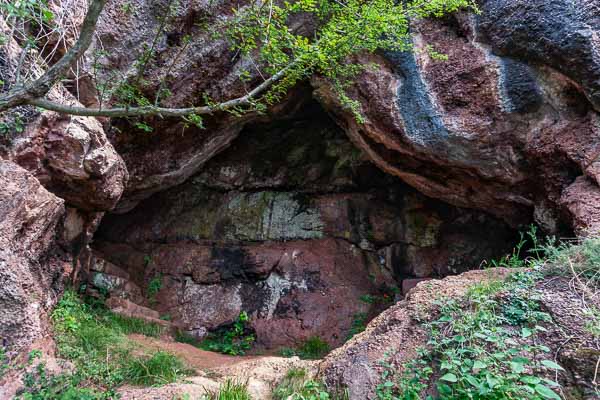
[0,161,66,352]
[314,0,600,235]
[2,0,600,356]
[81,0,600,236]
[93,103,517,349]
[0,16,129,352]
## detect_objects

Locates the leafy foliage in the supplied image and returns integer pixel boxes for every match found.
[1,0,476,127]
[146,273,163,305]
[16,362,107,400]
[199,312,256,356]
[376,270,564,400]
[0,0,53,24]
[0,114,25,139]
[222,0,478,121]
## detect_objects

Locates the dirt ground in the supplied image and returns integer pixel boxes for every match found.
[120,335,316,399]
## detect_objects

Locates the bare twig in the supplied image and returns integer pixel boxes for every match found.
[593,356,600,386]
[13,42,31,86]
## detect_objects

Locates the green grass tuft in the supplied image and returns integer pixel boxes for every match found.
[125,350,189,386]
[538,237,600,285]
[346,312,368,340]
[203,379,252,400]
[103,312,166,337]
[277,347,297,358]
[272,368,308,400]
[276,336,331,360]
[0,346,7,378]
[296,336,330,360]
[272,368,348,400]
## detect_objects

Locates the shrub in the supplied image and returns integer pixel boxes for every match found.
[147,273,163,301]
[15,362,108,400]
[200,312,255,356]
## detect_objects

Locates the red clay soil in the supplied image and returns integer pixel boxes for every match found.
[128,334,259,371]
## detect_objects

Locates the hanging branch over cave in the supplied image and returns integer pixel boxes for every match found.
[0,0,290,117]
[0,0,478,120]
[27,64,293,117]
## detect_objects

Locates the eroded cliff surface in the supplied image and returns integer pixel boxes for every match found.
[92,102,517,348]
[1,0,599,361]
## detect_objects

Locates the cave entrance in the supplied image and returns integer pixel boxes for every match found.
[90,99,520,355]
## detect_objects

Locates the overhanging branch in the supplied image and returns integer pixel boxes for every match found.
[29,62,293,118]
[0,0,295,120]
[0,0,107,112]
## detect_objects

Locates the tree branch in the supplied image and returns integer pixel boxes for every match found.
[0,0,107,112]
[0,0,296,120]
[29,64,292,117]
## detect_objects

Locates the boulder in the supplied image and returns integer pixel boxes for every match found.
[478,0,600,111]
[0,15,128,213]
[8,111,129,211]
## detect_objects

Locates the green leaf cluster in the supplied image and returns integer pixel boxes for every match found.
[199,312,256,356]
[223,0,477,121]
[16,362,107,400]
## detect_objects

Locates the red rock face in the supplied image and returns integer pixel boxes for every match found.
[2,0,599,357]
[313,13,600,234]
[0,21,126,354]
[0,161,68,351]
[0,19,128,213]
[92,104,518,349]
